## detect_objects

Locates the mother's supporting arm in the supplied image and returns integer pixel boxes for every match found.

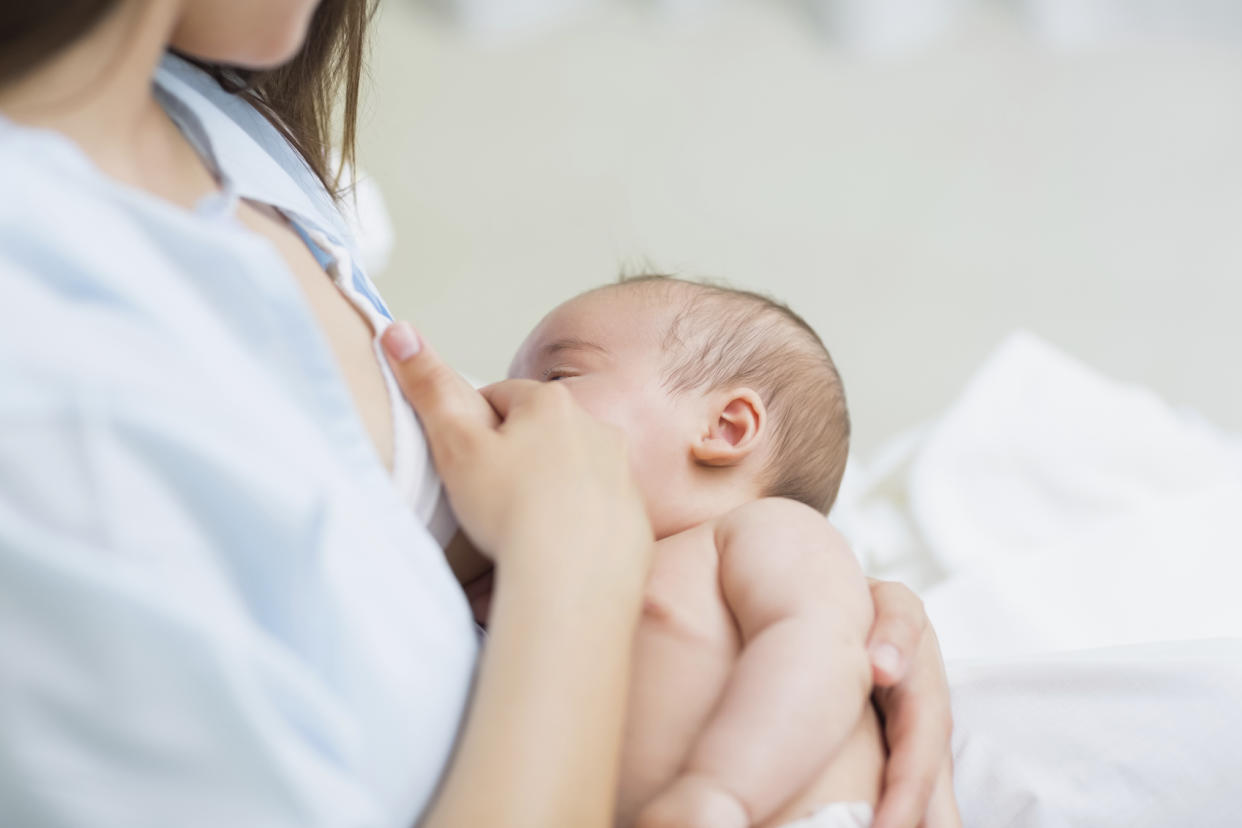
[867,580,961,828]
[383,323,654,828]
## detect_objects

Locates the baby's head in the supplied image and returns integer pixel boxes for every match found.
[510,275,849,539]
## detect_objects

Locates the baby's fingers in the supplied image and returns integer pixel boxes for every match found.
[382,322,497,478]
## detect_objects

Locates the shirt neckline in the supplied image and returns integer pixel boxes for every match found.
[0,94,234,224]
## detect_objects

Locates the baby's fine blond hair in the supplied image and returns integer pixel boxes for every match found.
[608,274,850,514]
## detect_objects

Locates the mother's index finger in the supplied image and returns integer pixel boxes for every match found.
[382,322,497,456]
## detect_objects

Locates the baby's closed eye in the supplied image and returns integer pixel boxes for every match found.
[542,367,580,381]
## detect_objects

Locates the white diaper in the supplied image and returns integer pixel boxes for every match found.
[778,801,873,828]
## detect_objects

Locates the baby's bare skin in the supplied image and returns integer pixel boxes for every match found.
[447,501,884,827]
[618,500,884,828]
[503,281,884,826]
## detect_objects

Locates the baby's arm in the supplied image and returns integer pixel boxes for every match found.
[637,498,875,828]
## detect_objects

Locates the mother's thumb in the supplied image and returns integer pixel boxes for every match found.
[381,322,496,446]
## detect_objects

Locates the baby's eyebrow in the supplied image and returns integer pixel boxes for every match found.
[542,337,607,357]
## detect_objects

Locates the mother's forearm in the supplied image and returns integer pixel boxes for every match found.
[421,546,646,828]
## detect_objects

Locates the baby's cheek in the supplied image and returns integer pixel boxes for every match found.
[566,385,669,475]
[627,422,681,495]
[563,385,613,426]
[562,384,626,429]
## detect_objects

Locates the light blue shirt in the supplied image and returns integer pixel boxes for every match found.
[0,55,479,827]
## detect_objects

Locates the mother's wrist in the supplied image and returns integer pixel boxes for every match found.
[495,534,651,601]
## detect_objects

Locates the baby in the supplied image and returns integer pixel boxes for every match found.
[505,275,882,828]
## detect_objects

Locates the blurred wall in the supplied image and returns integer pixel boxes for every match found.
[357,0,1242,452]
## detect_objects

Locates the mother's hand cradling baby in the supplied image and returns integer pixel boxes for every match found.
[382,321,655,827]
[866,581,959,828]
[383,321,650,567]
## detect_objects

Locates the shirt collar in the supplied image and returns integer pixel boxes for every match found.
[152,53,358,257]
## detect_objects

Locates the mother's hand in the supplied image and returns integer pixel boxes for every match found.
[381,321,653,828]
[867,580,961,828]
[380,322,651,580]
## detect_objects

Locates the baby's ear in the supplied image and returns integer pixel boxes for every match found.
[691,388,766,467]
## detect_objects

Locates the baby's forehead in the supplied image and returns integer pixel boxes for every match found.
[574,280,676,311]
[547,283,678,335]
[511,284,678,375]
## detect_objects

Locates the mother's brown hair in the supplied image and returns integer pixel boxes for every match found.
[0,0,375,200]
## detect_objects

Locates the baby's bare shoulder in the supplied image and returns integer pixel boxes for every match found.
[714,497,847,555]
[715,498,869,634]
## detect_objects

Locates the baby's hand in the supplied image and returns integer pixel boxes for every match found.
[635,774,749,828]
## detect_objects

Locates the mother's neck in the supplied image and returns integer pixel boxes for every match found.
[0,1,212,206]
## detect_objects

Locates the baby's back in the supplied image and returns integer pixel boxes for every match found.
[617,504,884,828]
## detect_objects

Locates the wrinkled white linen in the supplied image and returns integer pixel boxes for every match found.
[835,331,1242,657]
[831,332,1242,827]
[949,640,1242,828]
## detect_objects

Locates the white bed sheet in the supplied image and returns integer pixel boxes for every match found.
[949,640,1242,827]
[831,332,1242,826]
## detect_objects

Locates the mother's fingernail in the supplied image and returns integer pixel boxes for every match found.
[870,644,902,678]
[383,322,421,361]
